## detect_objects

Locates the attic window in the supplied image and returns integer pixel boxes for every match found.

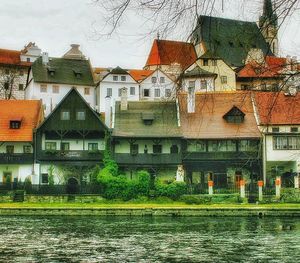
[223,106,245,124]
[10,120,21,129]
[252,44,257,48]
[229,41,234,47]
[239,43,244,48]
[142,112,154,125]
[47,67,56,76]
[73,69,82,79]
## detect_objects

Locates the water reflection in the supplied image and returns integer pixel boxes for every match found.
[0,216,299,262]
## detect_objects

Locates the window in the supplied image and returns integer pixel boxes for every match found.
[143,89,150,97]
[188,80,195,88]
[4,82,9,90]
[23,145,31,153]
[160,77,165,83]
[45,142,57,150]
[226,115,244,123]
[41,173,49,184]
[10,120,21,129]
[76,111,85,120]
[61,142,70,151]
[40,84,47,93]
[26,58,30,62]
[6,145,14,154]
[212,59,217,66]
[130,144,138,155]
[19,70,24,76]
[272,127,279,133]
[121,76,126,81]
[113,75,118,81]
[61,110,70,120]
[154,89,160,97]
[88,143,98,151]
[106,88,112,97]
[19,84,24,91]
[165,89,171,97]
[118,88,122,97]
[200,80,207,90]
[52,85,59,93]
[151,77,157,83]
[273,136,300,150]
[239,140,258,152]
[272,83,279,91]
[195,141,206,152]
[153,144,162,154]
[84,87,90,95]
[208,140,236,152]
[170,145,178,154]
[261,83,267,91]
[241,85,250,90]
[229,41,234,47]
[203,59,209,66]
[130,86,135,95]
[291,127,299,133]
[221,76,227,84]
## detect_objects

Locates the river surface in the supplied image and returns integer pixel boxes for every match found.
[0,216,299,262]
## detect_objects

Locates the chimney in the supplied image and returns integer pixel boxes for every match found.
[63,44,85,60]
[120,87,128,111]
[42,52,49,65]
[105,96,112,128]
[187,87,195,113]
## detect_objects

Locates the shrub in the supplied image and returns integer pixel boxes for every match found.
[155,181,187,200]
[24,177,32,193]
[180,194,244,204]
[180,195,212,204]
[281,188,300,203]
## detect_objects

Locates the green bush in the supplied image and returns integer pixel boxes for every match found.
[155,181,187,200]
[180,195,212,204]
[281,188,300,203]
[180,194,244,204]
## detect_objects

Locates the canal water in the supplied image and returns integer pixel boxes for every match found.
[0,216,299,262]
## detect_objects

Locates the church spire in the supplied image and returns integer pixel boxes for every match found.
[259,0,278,27]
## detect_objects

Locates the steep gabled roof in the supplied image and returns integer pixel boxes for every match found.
[145,39,197,70]
[192,15,272,67]
[178,92,261,139]
[0,48,31,67]
[110,66,129,75]
[0,100,43,142]
[31,57,95,86]
[128,69,154,82]
[113,101,181,138]
[254,92,300,125]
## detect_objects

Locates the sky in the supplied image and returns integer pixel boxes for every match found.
[0,0,299,69]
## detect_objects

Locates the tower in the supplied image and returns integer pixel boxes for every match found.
[259,0,279,56]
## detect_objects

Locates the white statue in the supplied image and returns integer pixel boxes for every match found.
[176,165,185,182]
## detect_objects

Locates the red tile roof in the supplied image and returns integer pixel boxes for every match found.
[0,100,43,142]
[145,39,197,70]
[0,48,31,67]
[128,69,154,82]
[237,56,286,78]
[178,91,261,139]
[254,92,300,125]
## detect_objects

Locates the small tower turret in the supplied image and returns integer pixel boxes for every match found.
[259,0,279,56]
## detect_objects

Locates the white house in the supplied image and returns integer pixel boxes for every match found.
[254,91,300,188]
[96,66,139,113]
[0,100,43,185]
[25,44,96,116]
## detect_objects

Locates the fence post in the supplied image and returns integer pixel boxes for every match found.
[257,180,263,201]
[275,176,281,199]
[208,180,214,195]
[294,174,299,189]
[240,179,245,198]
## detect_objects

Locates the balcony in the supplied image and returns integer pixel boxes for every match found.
[37,150,104,162]
[113,153,181,165]
[0,153,33,164]
[183,151,259,161]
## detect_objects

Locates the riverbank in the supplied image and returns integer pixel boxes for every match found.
[0,203,299,217]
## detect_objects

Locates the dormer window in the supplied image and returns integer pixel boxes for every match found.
[10,120,21,129]
[47,67,56,76]
[73,69,82,79]
[223,106,245,124]
[142,112,154,125]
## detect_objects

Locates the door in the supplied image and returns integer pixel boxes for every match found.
[3,172,12,189]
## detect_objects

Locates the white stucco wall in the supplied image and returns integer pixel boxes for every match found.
[0,165,34,183]
[182,76,215,92]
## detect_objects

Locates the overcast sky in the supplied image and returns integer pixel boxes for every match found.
[0,0,299,69]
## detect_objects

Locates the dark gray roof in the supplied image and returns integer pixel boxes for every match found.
[113,101,181,138]
[183,66,217,78]
[192,15,273,67]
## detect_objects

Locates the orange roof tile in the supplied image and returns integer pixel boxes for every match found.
[178,92,261,139]
[145,39,197,70]
[0,100,43,142]
[128,69,154,82]
[254,92,300,125]
[238,56,286,78]
[0,48,31,67]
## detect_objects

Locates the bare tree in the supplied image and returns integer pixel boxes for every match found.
[0,69,21,100]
